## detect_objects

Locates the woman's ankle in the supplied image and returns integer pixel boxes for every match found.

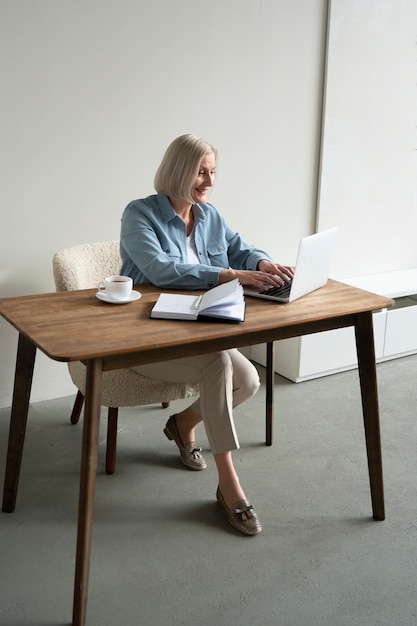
[218,481,246,508]
[214,452,247,506]
[173,411,198,445]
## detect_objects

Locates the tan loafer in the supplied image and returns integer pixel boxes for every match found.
[216,487,262,536]
[164,414,207,471]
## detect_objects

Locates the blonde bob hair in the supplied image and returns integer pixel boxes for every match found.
[154,134,217,204]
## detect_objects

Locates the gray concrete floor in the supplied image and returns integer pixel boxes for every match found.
[1,355,417,626]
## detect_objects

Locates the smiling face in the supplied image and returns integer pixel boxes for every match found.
[191,151,216,204]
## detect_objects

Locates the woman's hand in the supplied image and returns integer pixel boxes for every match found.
[257,260,294,282]
[219,262,294,289]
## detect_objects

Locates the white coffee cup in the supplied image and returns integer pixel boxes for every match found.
[98,275,133,300]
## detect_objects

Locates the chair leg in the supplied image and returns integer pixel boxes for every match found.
[73,395,167,473]
[70,391,85,424]
[106,407,118,475]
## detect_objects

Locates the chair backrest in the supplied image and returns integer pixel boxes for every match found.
[53,241,122,291]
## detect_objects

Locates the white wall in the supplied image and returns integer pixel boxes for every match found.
[0,0,328,407]
[317,0,417,278]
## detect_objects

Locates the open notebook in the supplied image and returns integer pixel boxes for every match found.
[151,279,245,322]
[244,227,338,303]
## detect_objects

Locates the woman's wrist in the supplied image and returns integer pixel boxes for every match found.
[219,268,238,284]
[257,259,270,272]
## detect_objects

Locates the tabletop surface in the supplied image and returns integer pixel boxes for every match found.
[0,280,393,367]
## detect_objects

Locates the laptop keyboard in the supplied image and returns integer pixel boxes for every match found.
[260,281,292,297]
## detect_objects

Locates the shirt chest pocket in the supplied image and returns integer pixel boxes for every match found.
[161,240,181,260]
[207,242,228,267]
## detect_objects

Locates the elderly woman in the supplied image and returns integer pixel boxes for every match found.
[120,134,293,535]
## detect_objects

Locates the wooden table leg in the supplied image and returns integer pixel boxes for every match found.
[355,312,385,521]
[2,333,36,513]
[72,358,103,626]
[266,341,274,446]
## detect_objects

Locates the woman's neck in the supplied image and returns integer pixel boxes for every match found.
[168,196,192,216]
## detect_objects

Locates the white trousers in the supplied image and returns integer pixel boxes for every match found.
[131,349,260,455]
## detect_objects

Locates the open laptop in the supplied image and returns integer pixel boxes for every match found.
[244,227,338,303]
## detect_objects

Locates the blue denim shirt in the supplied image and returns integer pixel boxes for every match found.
[120,194,272,289]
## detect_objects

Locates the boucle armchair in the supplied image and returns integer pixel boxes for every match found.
[52,241,199,474]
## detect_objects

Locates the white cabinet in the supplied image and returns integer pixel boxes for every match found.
[384,298,417,357]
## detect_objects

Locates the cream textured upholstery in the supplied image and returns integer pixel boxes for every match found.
[53,241,122,291]
[67,363,198,408]
[52,241,199,472]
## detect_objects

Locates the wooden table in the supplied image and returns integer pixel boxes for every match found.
[0,280,393,626]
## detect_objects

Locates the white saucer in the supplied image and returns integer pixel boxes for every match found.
[96,290,142,304]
